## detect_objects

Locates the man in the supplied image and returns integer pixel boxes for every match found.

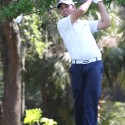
[57,0,110,125]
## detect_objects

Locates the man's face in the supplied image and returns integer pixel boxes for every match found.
[59,3,76,17]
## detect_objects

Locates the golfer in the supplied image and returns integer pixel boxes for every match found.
[57,0,110,125]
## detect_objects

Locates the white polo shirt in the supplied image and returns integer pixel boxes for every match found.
[57,15,102,60]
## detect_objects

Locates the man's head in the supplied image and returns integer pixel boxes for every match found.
[57,0,75,9]
[57,0,76,17]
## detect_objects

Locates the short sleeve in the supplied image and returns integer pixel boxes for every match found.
[88,20,99,33]
[57,16,72,37]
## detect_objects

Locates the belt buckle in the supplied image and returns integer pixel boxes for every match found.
[83,60,89,64]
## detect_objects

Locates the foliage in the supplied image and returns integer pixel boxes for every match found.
[115,0,125,5]
[24,108,57,125]
[0,0,56,23]
[0,0,33,23]
[24,108,42,125]
[24,50,73,125]
[106,47,124,76]
[40,118,57,125]
[0,0,125,23]
[102,21,125,88]
[99,101,125,125]
[20,13,49,58]
[92,2,125,88]
[21,8,73,125]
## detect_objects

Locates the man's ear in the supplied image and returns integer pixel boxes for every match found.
[72,5,76,10]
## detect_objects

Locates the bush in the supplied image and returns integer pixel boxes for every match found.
[24,108,57,125]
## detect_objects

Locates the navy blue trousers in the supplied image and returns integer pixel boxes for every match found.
[70,61,103,125]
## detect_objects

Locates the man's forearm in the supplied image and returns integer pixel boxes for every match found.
[71,0,92,24]
[98,2,111,28]
[79,0,92,12]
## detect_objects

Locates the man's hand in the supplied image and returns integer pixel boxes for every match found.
[92,0,102,4]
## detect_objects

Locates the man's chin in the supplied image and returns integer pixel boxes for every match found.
[63,14,69,17]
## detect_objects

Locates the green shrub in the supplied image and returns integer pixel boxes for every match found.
[24,108,57,125]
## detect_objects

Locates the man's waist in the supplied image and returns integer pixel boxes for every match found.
[72,57,102,64]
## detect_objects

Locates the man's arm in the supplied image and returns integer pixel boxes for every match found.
[97,1,111,30]
[70,0,92,24]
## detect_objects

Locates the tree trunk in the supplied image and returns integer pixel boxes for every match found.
[0,20,22,125]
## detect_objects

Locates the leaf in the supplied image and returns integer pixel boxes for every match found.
[41,117,57,125]
[24,108,42,125]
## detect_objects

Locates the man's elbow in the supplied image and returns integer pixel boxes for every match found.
[98,17,111,30]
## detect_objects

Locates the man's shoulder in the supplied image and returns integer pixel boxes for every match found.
[57,16,72,30]
[58,16,70,24]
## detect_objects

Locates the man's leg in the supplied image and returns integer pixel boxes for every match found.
[83,61,103,125]
[70,64,84,125]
